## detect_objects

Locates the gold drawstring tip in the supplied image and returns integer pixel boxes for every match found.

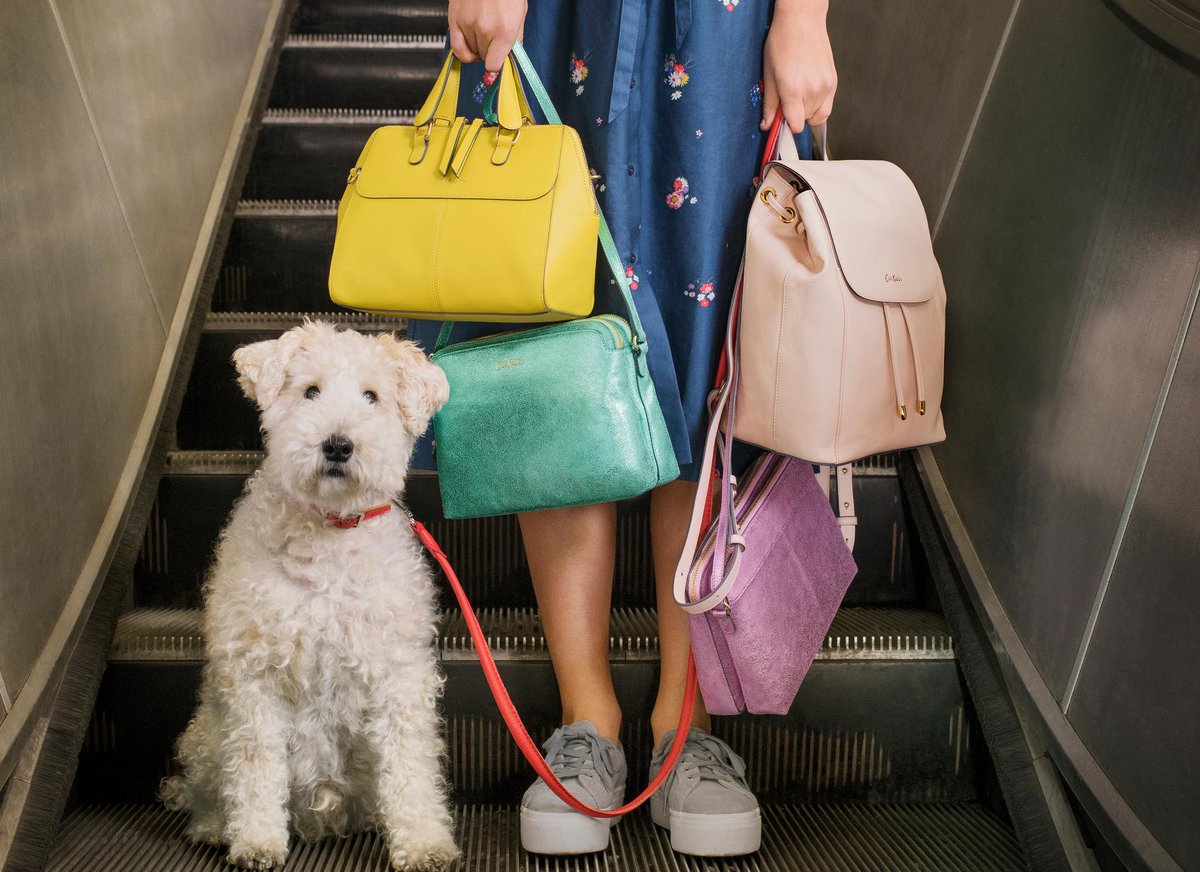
[918,401,927,416]
[897,404,907,421]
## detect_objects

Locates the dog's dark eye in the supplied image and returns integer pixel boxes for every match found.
[363,390,378,404]
[304,385,320,400]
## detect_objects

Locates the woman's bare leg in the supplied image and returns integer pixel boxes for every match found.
[518,502,622,742]
[649,478,712,744]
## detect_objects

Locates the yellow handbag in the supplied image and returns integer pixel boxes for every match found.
[328,51,599,321]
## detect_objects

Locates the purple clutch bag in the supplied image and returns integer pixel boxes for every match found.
[684,452,857,714]
[674,267,858,715]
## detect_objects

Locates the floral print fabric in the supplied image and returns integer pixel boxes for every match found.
[407,0,812,481]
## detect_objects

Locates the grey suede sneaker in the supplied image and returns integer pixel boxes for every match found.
[519,721,627,854]
[649,727,762,856]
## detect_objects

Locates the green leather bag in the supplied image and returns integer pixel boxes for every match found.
[430,45,679,519]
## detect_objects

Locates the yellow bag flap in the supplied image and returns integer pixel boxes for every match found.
[353,124,567,202]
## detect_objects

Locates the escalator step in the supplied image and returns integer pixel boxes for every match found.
[134,450,915,610]
[107,605,955,663]
[214,201,338,313]
[292,0,448,37]
[80,608,969,805]
[269,35,446,110]
[50,801,1024,871]
[243,110,413,200]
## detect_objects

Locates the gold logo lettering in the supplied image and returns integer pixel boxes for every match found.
[495,359,524,371]
[885,274,903,283]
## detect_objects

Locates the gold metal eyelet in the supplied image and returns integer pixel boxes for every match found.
[759,187,777,205]
[778,206,796,224]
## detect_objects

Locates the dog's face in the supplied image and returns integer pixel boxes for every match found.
[232,321,448,510]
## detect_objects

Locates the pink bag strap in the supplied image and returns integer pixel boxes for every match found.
[672,261,747,615]
[674,109,798,615]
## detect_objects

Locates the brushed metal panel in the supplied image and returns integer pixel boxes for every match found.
[1110,0,1200,59]
[824,0,1018,221]
[0,0,164,698]
[1066,317,1200,871]
[53,0,273,322]
[931,0,1200,698]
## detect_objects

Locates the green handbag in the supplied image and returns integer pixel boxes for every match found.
[429,44,679,519]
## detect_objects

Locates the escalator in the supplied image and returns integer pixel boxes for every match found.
[43,2,1030,868]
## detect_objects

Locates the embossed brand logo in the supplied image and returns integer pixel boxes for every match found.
[495,359,524,371]
[885,274,903,283]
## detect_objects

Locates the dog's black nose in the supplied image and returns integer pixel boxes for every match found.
[322,435,354,463]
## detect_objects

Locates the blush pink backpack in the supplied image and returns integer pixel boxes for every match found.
[739,119,947,463]
[735,118,947,548]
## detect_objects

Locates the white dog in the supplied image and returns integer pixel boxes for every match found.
[160,321,458,870]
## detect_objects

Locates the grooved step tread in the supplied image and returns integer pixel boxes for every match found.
[160,450,899,476]
[109,606,953,663]
[236,199,337,216]
[284,33,446,48]
[264,108,416,125]
[49,802,1023,871]
[204,311,404,332]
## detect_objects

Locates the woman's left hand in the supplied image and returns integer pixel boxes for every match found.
[761,0,837,132]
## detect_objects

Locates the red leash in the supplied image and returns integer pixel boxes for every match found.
[407,513,697,818]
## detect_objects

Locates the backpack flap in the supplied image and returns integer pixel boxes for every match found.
[769,159,940,305]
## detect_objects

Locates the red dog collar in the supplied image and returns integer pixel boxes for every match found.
[312,502,392,529]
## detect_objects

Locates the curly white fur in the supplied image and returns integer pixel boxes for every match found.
[160,322,458,871]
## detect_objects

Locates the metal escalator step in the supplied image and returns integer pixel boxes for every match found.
[107,606,954,663]
[235,198,338,216]
[215,202,337,312]
[265,107,416,124]
[292,0,448,37]
[270,35,446,110]
[285,34,448,48]
[245,110,413,200]
[134,451,915,610]
[50,801,1024,871]
[82,660,975,806]
[204,311,403,332]
[89,609,964,804]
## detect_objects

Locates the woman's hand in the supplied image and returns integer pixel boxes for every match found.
[761,0,837,131]
[448,0,528,72]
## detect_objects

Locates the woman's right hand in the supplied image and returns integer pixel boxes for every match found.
[448,0,528,72]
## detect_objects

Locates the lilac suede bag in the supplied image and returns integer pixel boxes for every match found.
[673,268,858,715]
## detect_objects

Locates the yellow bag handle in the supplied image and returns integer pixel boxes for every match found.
[414,53,533,132]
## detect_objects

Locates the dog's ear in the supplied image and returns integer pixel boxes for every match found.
[377,334,450,435]
[232,328,307,409]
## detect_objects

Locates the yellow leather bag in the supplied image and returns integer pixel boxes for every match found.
[328,51,599,321]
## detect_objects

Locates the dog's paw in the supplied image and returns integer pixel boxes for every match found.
[227,839,289,870]
[388,832,460,871]
[184,817,223,846]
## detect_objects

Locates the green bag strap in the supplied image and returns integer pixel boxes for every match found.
[436,43,646,354]
[511,42,645,342]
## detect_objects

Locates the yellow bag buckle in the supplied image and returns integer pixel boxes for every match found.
[492,126,521,166]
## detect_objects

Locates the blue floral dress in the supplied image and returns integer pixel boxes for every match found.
[408,0,812,481]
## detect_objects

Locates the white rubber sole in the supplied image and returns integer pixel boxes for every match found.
[519,807,621,855]
[650,793,762,857]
